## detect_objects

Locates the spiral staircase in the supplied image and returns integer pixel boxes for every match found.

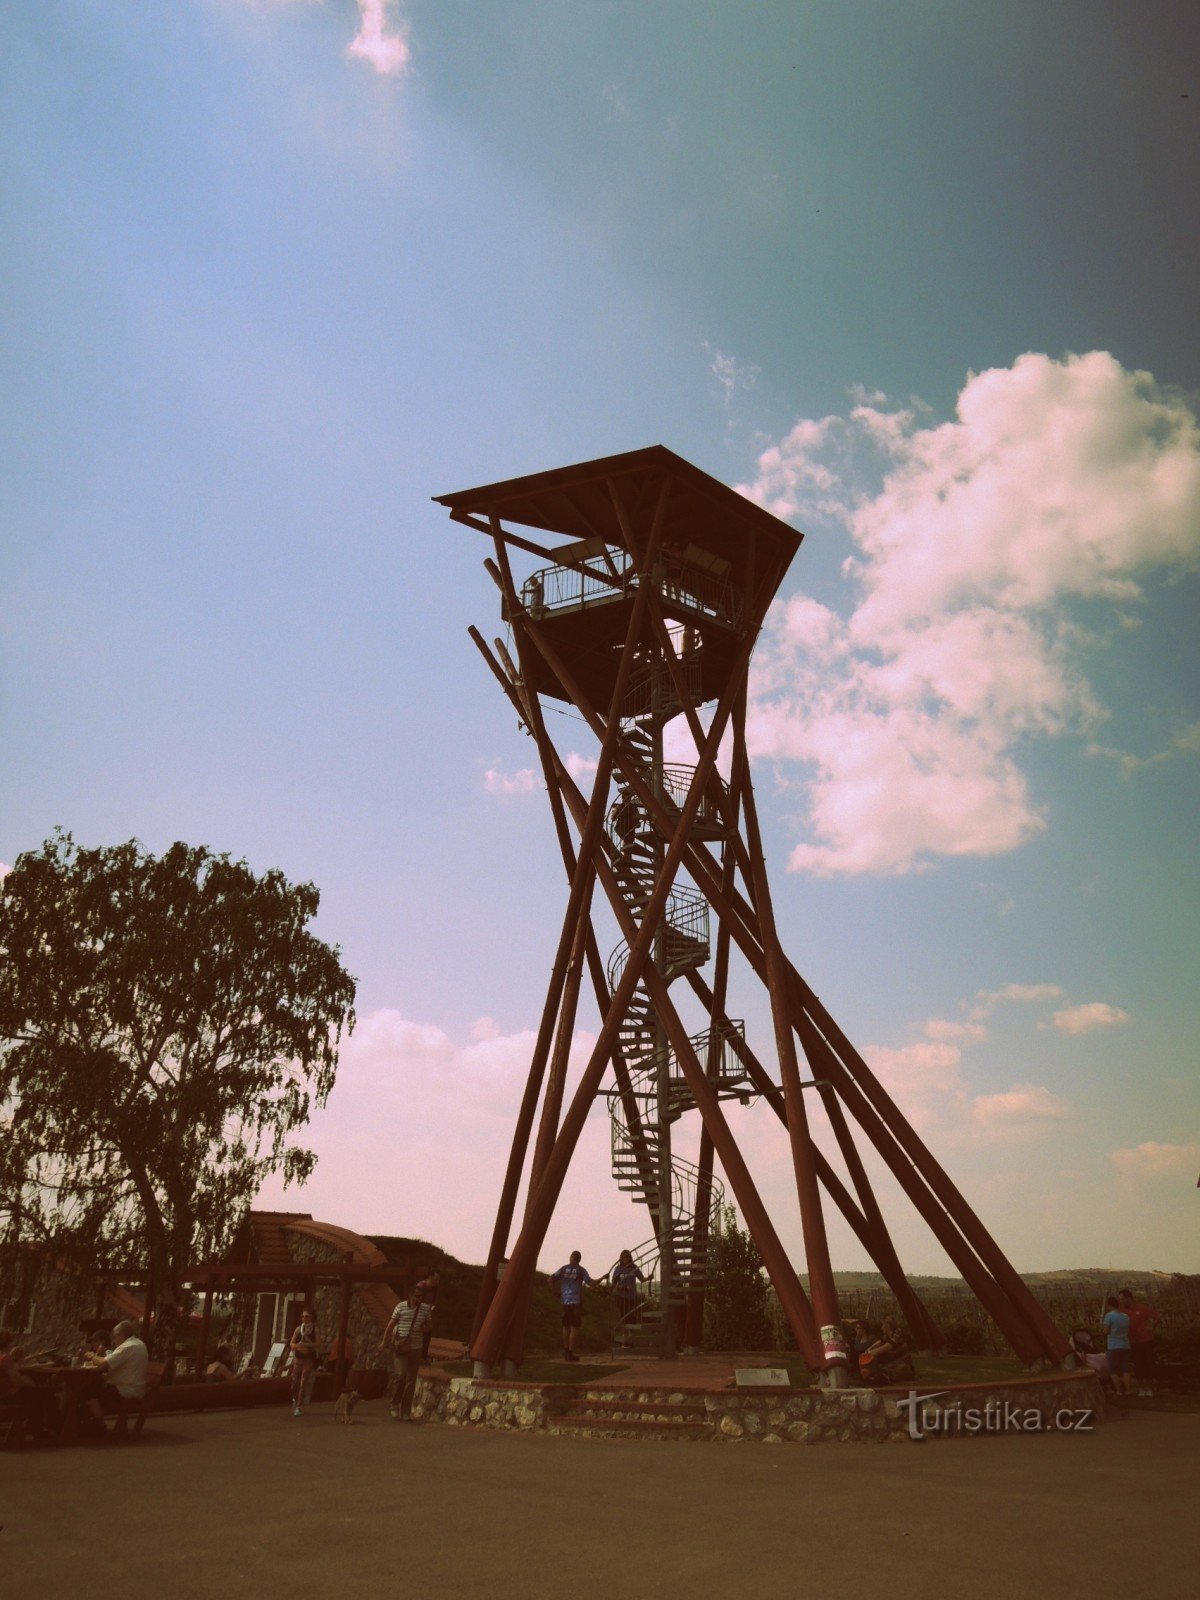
[602,651,754,1353]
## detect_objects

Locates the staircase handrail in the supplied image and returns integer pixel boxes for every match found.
[521,551,742,631]
[605,887,710,992]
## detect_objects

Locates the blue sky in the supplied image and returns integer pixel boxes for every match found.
[3,1,1197,1277]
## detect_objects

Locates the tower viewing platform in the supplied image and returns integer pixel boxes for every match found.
[434,444,802,713]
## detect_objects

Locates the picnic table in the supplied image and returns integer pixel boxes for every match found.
[18,1364,98,1444]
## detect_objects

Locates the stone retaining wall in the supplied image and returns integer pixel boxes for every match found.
[412,1373,562,1431]
[703,1370,1105,1442]
[410,1369,1106,1443]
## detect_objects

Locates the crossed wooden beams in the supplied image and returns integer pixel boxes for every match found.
[458,473,1071,1377]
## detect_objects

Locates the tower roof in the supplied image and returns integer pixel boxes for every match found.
[434,444,802,612]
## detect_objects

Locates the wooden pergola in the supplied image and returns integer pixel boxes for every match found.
[182,1259,412,1390]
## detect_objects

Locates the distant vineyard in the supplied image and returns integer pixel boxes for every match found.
[768,1274,1200,1355]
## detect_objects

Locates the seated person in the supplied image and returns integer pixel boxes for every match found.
[1070,1328,1097,1363]
[205,1343,238,1383]
[1,1325,61,1442]
[858,1317,907,1383]
[72,1329,111,1368]
[82,1319,149,1429]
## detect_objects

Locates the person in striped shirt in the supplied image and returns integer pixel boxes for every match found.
[378,1284,432,1421]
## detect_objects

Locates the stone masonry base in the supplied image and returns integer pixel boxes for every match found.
[409,1369,1106,1443]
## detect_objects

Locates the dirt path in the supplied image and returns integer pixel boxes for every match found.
[3,1402,1196,1599]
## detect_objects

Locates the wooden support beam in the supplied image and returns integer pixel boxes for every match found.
[471,492,670,1363]
[335,1277,353,1395]
[490,636,660,1227]
[734,704,844,1376]
[492,615,826,1369]
[471,610,774,1366]
[472,630,659,1226]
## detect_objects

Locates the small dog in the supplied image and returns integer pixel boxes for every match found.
[334,1389,360,1424]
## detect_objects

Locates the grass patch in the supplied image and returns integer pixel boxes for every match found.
[913,1354,1027,1386]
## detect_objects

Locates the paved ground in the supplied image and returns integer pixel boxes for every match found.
[577,1351,743,1388]
[3,1402,1197,1599]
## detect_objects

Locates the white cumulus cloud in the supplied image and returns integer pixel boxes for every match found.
[861,982,1074,1146]
[1044,1001,1131,1035]
[346,0,411,75]
[483,765,538,796]
[971,1084,1070,1131]
[253,1006,609,1262]
[742,352,1200,876]
[1111,1141,1200,1178]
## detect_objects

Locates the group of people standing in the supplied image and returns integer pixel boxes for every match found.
[1099,1287,1161,1396]
[550,1248,647,1360]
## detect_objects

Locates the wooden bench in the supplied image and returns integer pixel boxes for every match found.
[109,1360,166,1442]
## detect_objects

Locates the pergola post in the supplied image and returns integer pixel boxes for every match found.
[335,1278,353,1393]
[195,1285,214,1381]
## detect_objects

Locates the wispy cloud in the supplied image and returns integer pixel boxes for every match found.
[602,83,632,122]
[970,983,1064,1021]
[743,352,1200,876]
[704,343,759,410]
[242,1,412,77]
[1089,720,1200,777]
[970,1084,1070,1133]
[861,983,1076,1146]
[564,752,598,783]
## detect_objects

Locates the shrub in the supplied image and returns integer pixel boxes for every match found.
[940,1315,988,1356]
[703,1206,771,1350]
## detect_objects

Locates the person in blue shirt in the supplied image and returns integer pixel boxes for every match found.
[551,1251,603,1362]
[1101,1294,1134,1397]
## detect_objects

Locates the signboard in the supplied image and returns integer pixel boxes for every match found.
[262,1341,287,1377]
[734,1367,790,1387]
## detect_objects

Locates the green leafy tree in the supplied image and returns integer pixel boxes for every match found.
[703,1203,772,1351]
[0,832,356,1358]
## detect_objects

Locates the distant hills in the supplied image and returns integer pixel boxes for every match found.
[823,1268,1186,1290]
[361,1236,1193,1350]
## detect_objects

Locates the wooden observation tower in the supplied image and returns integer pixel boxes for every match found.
[436,446,1071,1382]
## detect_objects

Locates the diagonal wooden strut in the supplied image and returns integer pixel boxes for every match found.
[683,969,941,1350]
[484,586,826,1368]
[514,582,1060,1367]
[464,499,669,1354]
[470,567,827,1366]
[455,461,1068,1372]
